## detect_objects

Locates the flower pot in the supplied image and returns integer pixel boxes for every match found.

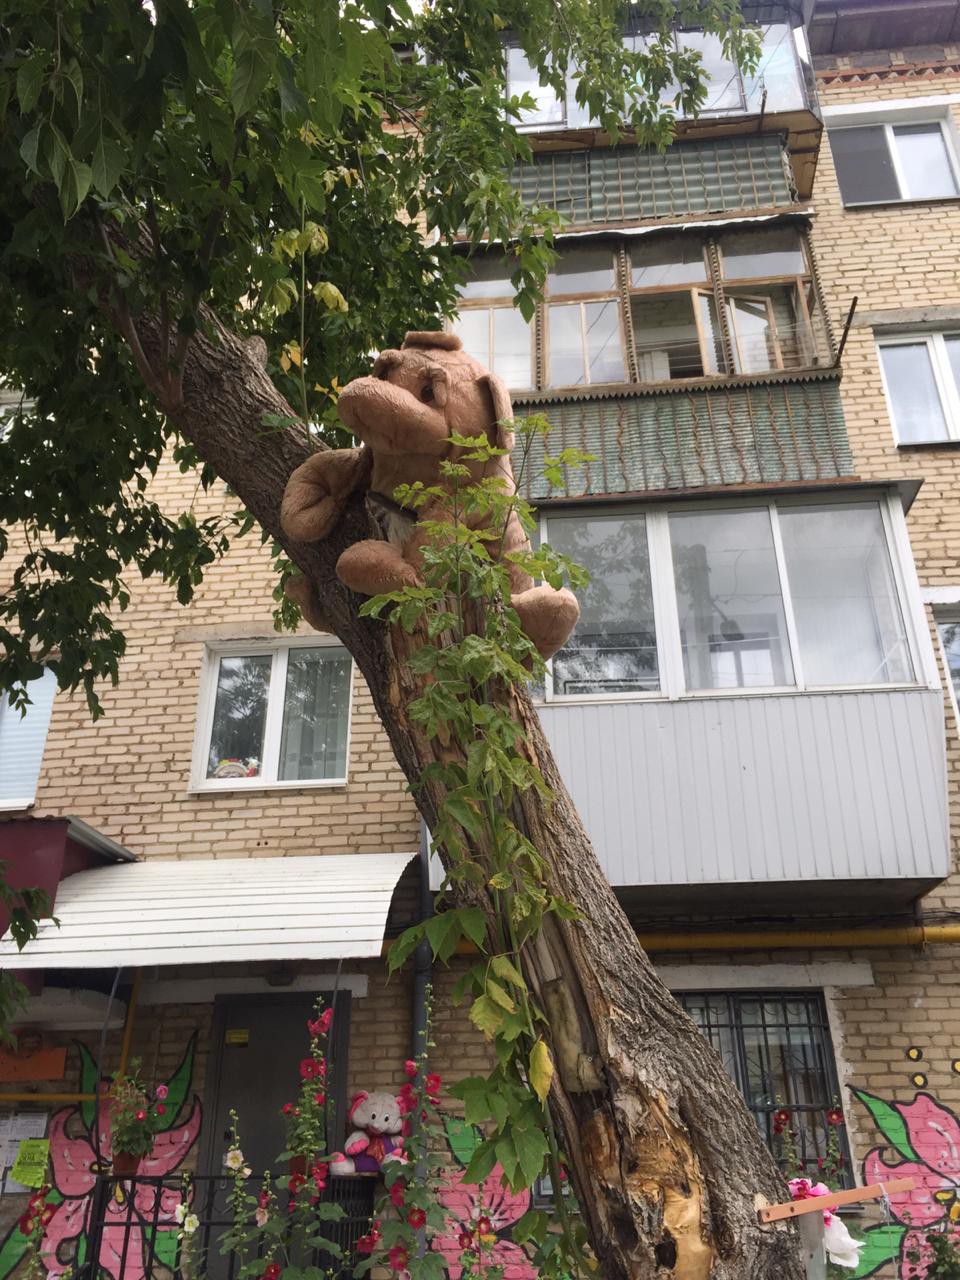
[112,1151,141,1177]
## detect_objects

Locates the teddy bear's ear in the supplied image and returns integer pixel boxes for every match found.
[348,1091,369,1122]
[478,372,515,452]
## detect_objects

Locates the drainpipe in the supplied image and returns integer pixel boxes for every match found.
[410,821,433,1061]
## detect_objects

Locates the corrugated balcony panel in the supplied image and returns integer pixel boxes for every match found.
[515,379,854,500]
[537,690,949,899]
[510,136,795,226]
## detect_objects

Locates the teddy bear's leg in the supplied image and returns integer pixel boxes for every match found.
[512,585,580,661]
[336,540,420,596]
[283,575,334,634]
[281,447,369,543]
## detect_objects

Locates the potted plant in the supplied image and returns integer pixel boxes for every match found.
[108,1061,166,1176]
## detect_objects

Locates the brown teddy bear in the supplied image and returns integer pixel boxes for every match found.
[280,331,579,660]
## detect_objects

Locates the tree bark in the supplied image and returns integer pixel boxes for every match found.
[139,312,801,1279]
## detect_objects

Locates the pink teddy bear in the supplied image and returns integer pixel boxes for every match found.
[329,1090,406,1176]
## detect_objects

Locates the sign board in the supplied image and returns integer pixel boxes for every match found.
[10,1139,49,1189]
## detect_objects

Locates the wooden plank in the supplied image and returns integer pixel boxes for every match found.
[758,1177,915,1223]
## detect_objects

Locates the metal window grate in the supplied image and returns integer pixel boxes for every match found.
[509,137,797,227]
[679,991,851,1183]
[515,377,854,500]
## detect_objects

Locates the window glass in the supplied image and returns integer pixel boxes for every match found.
[946,335,960,396]
[937,618,960,709]
[630,236,707,288]
[719,229,806,280]
[452,310,490,371]
[492,307,534,389]
[583,301,626,383]
[743,24,804,113]
[506,46,564,126]
[669,508,794,690]
[207,654,272,778]
[547,247,617,295]
[458,256,513,300]
[545,514,658,695]
[879,343,949,443]
[547,303,584,385]
[829,125,899,205]
[727,285,807,373]
[0,670,56,807]
[279,647,352,781]
[779,504,913,686]
[683,32,743,112]
[632,293,707,380]
[681,992,848,1182]
[893,123,958,200]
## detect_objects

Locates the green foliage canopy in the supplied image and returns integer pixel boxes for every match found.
[0,0,758,712]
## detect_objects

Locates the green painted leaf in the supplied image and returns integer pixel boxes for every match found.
[848,1223,905,1278]
[851,1089,920,1162]
[0,1224,30,1277]
[77,1041,99,1128]
[158,1030,197,1130]
[152,1228,180,1271]
[443,1116,481,1167]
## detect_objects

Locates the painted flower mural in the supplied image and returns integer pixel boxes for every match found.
[432,1118,537,1280]
[850,1087,960,1278]
[0,1036,202,1280]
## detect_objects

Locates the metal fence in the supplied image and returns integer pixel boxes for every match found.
[82,1174,377,1280]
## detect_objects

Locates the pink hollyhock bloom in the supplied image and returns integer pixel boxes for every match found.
[433,1164,537,1280]
[404,1060,417,1079]
[863,1092,960,1277]
[36,1102,201,1280]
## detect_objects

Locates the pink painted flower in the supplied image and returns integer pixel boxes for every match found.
[33,1100,202,1280]
[432,1164,536,1280]
[154,1085,169,1101]
[862,1092,960,1278]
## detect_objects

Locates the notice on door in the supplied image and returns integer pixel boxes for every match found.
[225,1028,249,1047]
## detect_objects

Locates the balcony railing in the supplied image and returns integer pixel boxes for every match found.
[79,1174,375,1280]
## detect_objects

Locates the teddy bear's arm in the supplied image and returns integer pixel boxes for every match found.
[344,1129,370,1156]
[280,447,371,543]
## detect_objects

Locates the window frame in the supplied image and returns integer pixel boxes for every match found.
[877,331,960,446]
[543,251,628,387]
[825,101,960,208]
[453,299,537,392]
[0,670,57,812]
[678,989,852,1183]
[539,490,931,705]
[190,636,354,793]
[934,609,960,733]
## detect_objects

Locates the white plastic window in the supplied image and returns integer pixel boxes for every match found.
[878,334,960,445]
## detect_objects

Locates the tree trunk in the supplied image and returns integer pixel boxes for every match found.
[141,313,801,1279]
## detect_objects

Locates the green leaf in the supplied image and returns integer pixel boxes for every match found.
[491,954,525,989]
[231,49,271,118]
[468,995,504,1039]
[77,1042,99,1127]
[529,1039,553,1105]
[848,1224,905,1279]
[459,906,488,950]
[158,1030,196,1129]
[58,156,91,221]
[851,1089,920,1162]
[443,1115,481,1167]
[17,52,46,113]
[484,978,516,1013]
[387,923,425,972]
[513,1124,549,1185]
[461,1138,498,1186]
[19,124,44,175]
[91,135,125,199]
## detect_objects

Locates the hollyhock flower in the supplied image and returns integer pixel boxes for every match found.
[397,1084,416,1115]
[258,1190,270,1209]
[425,1074,442,1097]
[264,1263,281,1280]
[823,1216,864,1268]
[476,1215,492,1235]
[224,1148,246,1172]
[181,1213,199,1236]
[389,1179,407,1208]
[282,1103,294,1115]
[35,1101,201,1280]
[356,1234,378,1255]
[174,1203,188,1225]
[155,1104,166,1117]
[254,1207,269,1228]
[308,1009,334,1037]
[433,1163,537,1280]
[135,1110,147,1122]
[288,1173,306,1193]
[827,1108,844,1126]
[407,1207,426,1229]
[388,1244,409,1270]
[155,1085,169,1101]
[299,1059,320,1080]
[404,1060,418,1079]
[314,1092,326,1106]
[18,1216,35,1237]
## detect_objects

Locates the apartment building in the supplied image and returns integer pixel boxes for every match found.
[1,2,959,1277]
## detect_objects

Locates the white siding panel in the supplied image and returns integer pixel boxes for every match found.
[0,852,416,969]
[538,690,948,889]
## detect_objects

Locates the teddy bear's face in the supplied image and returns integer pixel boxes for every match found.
[352,1090,403,1136]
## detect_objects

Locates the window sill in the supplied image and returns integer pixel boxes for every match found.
[896,439,960,450]
[842,196,960,211]
[535,682,931,708]
[187,778,349,796]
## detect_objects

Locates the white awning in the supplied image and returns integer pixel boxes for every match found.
[0,853,417,969]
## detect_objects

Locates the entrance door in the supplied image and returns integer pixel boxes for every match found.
[200,990,351,1182]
